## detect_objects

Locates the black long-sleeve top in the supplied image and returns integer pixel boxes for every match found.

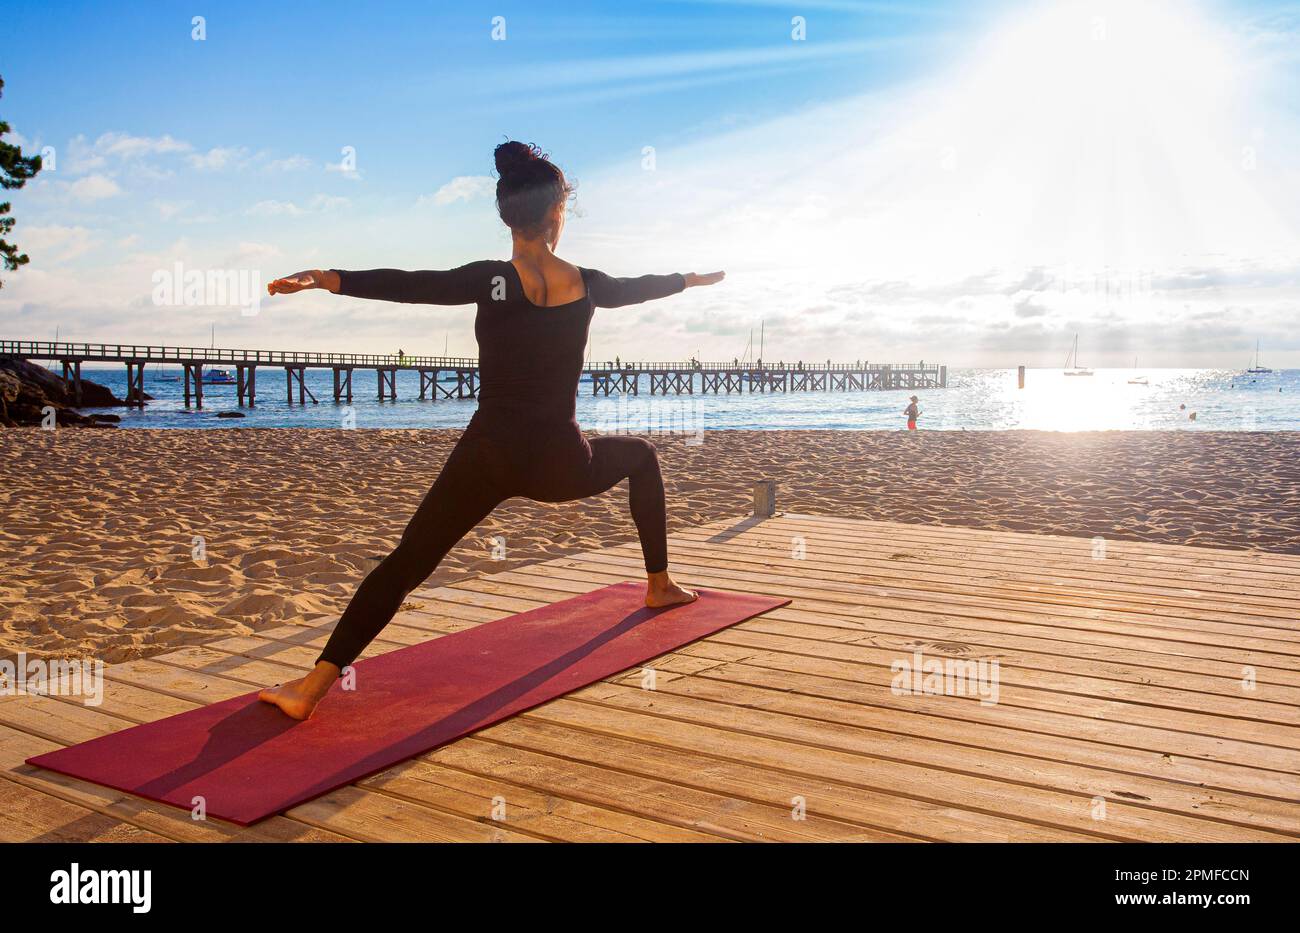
[332,260,684,421]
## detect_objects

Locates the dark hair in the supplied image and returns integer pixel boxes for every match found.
[494,141,572,238]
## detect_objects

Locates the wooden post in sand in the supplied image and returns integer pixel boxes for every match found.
[1018,365,1026,389]
[753,480,777,518]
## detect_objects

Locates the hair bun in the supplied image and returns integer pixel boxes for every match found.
[494,140,543,177]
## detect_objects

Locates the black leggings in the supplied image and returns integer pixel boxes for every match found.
[316,414,668,669]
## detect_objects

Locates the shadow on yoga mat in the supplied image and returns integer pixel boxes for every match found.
[27,581,790,825]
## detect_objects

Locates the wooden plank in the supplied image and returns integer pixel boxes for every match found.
[636,652,1300,776]
[552,682,1300,837]
[522,553,1300,668]
[596,662,1298,799]
[465,719,1091,842]
[525,698,1292,841]
[0,779,171,843]
[668,522,1300,613]
[693,519,1300,599]
[561,548,1300,654]
[421,737,905,842]
[446,569,1300,741]
[775,513,1300,573]
[491,565,1300,688]
[572,546,1300,643]
[361,758,723,843]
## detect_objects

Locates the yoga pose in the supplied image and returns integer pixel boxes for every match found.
[259,141,723,719]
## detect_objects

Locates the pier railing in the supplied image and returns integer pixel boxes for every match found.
[607,360,942,372]
[0,340,480,369]
[2,340,944,377]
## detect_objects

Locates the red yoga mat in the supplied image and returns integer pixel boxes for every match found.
[27,582,789,826]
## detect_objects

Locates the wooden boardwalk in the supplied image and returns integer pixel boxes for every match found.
[2,513,1298,842]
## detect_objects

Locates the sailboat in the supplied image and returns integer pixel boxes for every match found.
[1063,334,1093,376]
[1246,340,1272,374]
[1127,356,1147,385]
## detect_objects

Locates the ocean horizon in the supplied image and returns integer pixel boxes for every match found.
[57,364,1300,432]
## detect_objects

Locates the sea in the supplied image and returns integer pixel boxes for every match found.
[60,366,1300,432]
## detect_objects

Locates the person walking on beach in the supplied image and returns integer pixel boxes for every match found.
[259,141,724,720]
[904,395,921,430]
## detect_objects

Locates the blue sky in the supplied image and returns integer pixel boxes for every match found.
[2,0,1298,366]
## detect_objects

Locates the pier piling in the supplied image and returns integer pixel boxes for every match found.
[182,362,205,409]
[332,367,353,403]
[236,365,256,407]
[377,368,397,401]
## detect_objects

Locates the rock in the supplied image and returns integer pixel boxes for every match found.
[216,411,246,419]
[0,358,131,428]
[0,371,21,405]
[89,413,121,424]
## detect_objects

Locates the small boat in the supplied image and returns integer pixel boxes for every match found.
[155,372,181,382]
[1063,334,1093,376]
[1127,356,1147,385]
[1246,340,1272,374]
[203,368,237,385]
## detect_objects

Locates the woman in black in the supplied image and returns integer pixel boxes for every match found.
[259,141,723,719]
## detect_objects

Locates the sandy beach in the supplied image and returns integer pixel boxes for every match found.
[2,427,1297,664]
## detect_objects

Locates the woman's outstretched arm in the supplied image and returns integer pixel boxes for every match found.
[584,268,725,308]
[268,261,494,305]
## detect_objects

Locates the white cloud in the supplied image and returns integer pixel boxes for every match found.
[308,193,349,211]
[324,161,363,181]
[422,175,495,206]
[154,200,191,220]
[65,132,192,173]
[247,199,304,217]
[247,194,349,216]
[264,155,312,172]
[66,174,122,202]
[188,146,250,171]
[19,224,100,263]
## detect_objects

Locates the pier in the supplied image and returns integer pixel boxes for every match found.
[1,340,947,410]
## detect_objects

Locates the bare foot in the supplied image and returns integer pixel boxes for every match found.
[645,570,699,608]
[258,662,339,720]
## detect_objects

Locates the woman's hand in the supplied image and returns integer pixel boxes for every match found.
[267,269,340,295]
[684,271,725,288]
